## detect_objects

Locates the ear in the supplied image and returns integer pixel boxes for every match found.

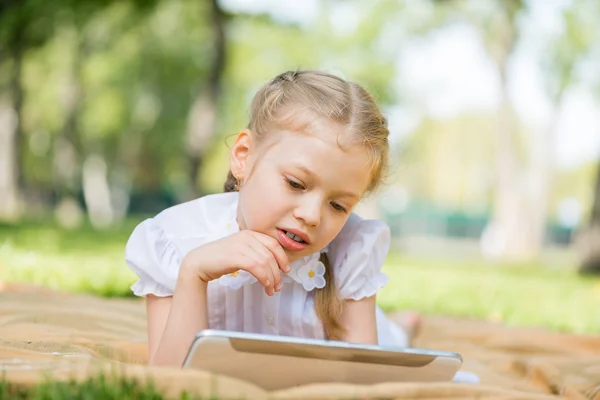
[229,129,253,182]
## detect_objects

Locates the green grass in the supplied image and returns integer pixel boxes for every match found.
[0,218,142,297]
[1,218,599,334]
[379,253,600,334]
[0,372,218,400]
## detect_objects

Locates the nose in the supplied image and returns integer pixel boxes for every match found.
[293,196,322,227]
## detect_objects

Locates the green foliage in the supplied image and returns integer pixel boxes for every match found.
[540,0,600,102]
[3,0,416,200]
[14,0,214,197]
[0,0,56,50]
[2,0,599,218]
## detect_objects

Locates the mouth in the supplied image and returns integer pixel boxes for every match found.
[276,228,310,251]
[283,228,310,244]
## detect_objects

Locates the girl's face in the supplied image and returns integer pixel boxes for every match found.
[230,118,373,263]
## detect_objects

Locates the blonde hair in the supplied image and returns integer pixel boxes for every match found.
[224,70,390,340]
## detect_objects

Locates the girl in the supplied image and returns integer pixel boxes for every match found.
[125,70,417,367]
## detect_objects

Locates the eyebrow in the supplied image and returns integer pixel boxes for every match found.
[294,165,361,200]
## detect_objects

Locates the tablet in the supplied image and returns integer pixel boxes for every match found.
[182,329,463,390]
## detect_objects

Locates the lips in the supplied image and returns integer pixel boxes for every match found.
[283,228,310,244]
[276,228,310,252]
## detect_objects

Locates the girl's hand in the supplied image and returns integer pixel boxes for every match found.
[181,230,290,296]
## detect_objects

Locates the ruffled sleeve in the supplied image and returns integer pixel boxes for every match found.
[125,218,183,297]
[327,214,391,301]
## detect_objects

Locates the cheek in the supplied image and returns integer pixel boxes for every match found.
[239,179,287,230]
[244,173,283,208]
[240,199,269,233]
[320,218,346,243]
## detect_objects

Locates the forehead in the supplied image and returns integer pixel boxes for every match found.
[262,123,373,195]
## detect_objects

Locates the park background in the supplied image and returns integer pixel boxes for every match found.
[1,0,599,338]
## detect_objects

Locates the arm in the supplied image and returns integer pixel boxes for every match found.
[338,294,378,345]
[145,264,208,366]
[144,231,288,367]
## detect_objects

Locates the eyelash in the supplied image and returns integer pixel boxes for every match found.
[330,202,347,213]
[285,177,305,190]
[285,178,348,214]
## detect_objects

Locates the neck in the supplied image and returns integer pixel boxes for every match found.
[235,194,247,231]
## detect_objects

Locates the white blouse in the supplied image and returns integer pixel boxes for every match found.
[125,192,408,346]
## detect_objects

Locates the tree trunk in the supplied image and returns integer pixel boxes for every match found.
[54,33,86,201]
[0,107,19,221]
[526,74,573,257]
[0,32,24,221]
[53,33,87,228]
[525,111,557,257]
[185,0,226,200]
[477,2,538,263]
[480,62,531,262]
[590,161,600,231]
[11,35,24,192]
[577,159,600,275]
[82,154,114,229]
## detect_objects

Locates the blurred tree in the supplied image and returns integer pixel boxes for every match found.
[4,0,480,226]
[431,0,530,261]
[124,0,215,205]
[0,0,158,224]
[397,112,497,213]
[0,0,56,220]
[55,1,159,228]
[533,0,598,262]
[472,0,528,262]
[201,0,405,193]
[432,0,598,262]
[183,0,227,200]
[74,0,216,224]
[578,160,600,274]
[573,0,600,274]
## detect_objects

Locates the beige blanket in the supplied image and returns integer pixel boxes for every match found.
[1,284,598,399]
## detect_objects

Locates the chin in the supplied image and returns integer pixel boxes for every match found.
[284,251,301,262]
[285,250,310,263]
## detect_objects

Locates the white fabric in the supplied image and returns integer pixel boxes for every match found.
[125,192,408,347]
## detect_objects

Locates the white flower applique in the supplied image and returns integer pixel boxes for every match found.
[219,270,257,290]
[297,258,326,291]
[284,251,328,291]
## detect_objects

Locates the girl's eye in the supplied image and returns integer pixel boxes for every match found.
[286,178,305,190]
[331,202,347,213]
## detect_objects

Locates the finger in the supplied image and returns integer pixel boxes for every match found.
[255,241,282,292]
[243,240,275,296]
[238,253,270,293]
[253,233,290,273]
[246,240,281,295]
